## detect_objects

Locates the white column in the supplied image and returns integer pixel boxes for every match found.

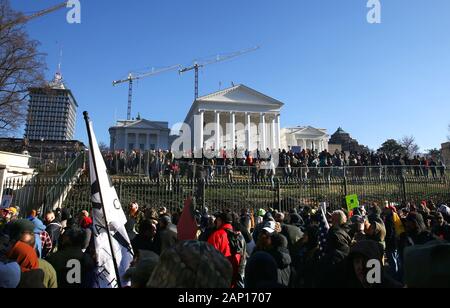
[303,139,307,151]
[215,111,221,152]
[145,134,149,150]
[271,116,276,150]
[0,168,6,200]
[135,133,138,151]
[276,114,281,150]
[199,111,204,151]
[124,131,128,152]
[260,113,266,150]
[230,112,236,150]
[246,113,252,151]
[194,111,204,153]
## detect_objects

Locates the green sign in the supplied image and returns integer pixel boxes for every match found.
[346,194,360,212]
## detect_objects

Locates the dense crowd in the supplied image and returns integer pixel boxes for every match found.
[1,197,450,288]
[102,148,447,180]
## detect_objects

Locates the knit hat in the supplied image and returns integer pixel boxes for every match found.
[404,241,450,288]
[147,241,232,288]
[8,219,35,241]
[257,209,266,217]
[0,261,21,288]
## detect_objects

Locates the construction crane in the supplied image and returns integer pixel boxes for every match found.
[2,1,68,31]
[179,46,260,100]
[113,64,180,121]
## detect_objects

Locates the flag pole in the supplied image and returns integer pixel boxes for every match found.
[83,111,122,288]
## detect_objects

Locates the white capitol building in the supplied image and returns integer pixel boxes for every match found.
[109,84,329,154]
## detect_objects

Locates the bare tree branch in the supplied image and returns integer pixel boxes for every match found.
[0,0,46,136]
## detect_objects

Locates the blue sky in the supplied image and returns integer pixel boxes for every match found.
[10,0,450,151]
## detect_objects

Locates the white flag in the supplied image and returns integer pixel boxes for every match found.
[85,112,134,288]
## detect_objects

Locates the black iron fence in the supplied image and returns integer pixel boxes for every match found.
[3,172,449,218]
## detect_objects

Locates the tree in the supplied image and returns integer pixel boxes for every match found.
[0,0,46,136]
[427,148,441,160]
[98,142,110,153]
[377,139,406,156]
[399,136,420,158]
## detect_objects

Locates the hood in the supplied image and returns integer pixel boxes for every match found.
[30,217,46,233]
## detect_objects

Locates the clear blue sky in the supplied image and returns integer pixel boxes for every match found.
[10,0,450,151]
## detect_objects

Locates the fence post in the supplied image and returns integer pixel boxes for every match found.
[401,175,407,204]
[276,179,281,212]
[343,176,348,197]
[202,179,206,211]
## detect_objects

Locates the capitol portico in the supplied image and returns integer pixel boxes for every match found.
[182,84,284,154]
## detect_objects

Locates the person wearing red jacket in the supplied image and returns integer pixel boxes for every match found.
[208,212,241,288]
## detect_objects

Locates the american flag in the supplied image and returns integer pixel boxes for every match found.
[318,203,330,258]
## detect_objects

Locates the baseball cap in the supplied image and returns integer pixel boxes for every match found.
[262,221,276,234]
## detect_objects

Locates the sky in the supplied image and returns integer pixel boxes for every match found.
[9,0,450,151]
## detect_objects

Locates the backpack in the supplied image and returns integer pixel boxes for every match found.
[225,229,246,255]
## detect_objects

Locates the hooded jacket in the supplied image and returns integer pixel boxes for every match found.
[345,240,403,288]
[208,223,242,288]
[30,217,46,258]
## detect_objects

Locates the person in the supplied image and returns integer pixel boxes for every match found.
[293,225,321,288]
[207,212,242,288]
[254,221,292,287]
[381,203,401,280]
[124,250,160,288]
[403,240,450,288]
[0,261,21,288]
[275,212,304,259]
[79,211,93,252]
[245,251,284,288]
[131,219,158,254]
[46,226,95,288]
[345,240,403,288]
[125,202,145,241]
[147,241,232,288]
[315,210,352,287]
[44,211,62,251]
[398,212,437,271]
[28,214,46,258]
[156,215,178,255]
[432,212,450,241]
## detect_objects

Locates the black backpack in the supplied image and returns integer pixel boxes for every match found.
[225,229,246,255]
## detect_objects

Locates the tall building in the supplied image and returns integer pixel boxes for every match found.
[24,72,78,141]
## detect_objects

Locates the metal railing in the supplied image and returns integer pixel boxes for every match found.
[40,152,85,214]
[4,172,449,217]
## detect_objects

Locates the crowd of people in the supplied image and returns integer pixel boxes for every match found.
[1,197,450,288]
[102,148,447,181]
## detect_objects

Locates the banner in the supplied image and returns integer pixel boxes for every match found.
[84,112,134,288]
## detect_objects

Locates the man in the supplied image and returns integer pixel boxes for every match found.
[156,215,178,255]
[275,212,304,258]
[44,211,62,250]
[46,226,95,288]
[208,212,242,288]
[125,202,145,241]
[432,212,450,242]
[7,219,57,288]
[254,221,291,287]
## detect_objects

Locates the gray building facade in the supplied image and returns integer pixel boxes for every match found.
[24,73,78,141]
